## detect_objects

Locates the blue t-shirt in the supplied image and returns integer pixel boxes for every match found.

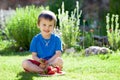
[30,33,62,60]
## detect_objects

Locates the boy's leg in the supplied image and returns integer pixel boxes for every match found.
[22,59,43,73]
[49,57,63,69]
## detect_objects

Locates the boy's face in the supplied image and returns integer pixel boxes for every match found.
[38,18,54,37]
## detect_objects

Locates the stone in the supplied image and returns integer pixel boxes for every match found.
[85,46,111,56]
[65,47,75,53]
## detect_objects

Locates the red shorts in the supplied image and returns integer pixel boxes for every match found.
[24,59,40,72]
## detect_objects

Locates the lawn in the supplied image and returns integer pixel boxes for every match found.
[0,40,120,80]
[0,50,120,80]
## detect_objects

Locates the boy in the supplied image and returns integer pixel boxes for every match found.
[22,11,63,74]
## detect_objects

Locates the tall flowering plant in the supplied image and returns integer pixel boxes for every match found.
[58,1,82,49]
[106,13,120,50]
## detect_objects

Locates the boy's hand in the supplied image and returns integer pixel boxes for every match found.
[39,59,48,69]
[39,59,48,64]
[39,64,46,69]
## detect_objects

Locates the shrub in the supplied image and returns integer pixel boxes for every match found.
[106,13,120,50]
[0,29,8,41]
[6,6,48,50]
[58,1,82,49]
[82,32,95,49]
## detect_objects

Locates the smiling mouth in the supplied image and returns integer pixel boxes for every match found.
[44,30,49,33]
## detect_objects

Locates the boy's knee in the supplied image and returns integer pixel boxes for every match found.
[22,59,30,68]
[51,57,63,68]
[56,57,63,64]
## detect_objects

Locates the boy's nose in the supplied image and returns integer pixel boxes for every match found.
[45,26,49,29]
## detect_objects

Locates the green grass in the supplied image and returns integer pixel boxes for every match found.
[0,51,120,80]
[1,41,120,80]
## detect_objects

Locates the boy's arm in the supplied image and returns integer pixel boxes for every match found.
[47,51,61,63]
[32,52,41,62]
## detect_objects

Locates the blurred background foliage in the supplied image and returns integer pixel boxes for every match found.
[110,0,120,24]
[48,0,83,14]
[5,6,48,50]
[0,0,120,52]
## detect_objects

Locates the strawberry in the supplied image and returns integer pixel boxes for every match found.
[46,66,63,75]
[57,71,62,74]
[46,66,56,75]
[47,66,52,72]
[52,68,57,72]
[55,66,60,73]
[47,70,55,75]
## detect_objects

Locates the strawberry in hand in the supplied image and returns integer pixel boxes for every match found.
[39,59,48,64]
[39,59,48,69]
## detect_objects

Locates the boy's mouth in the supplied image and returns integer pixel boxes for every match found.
[43,30,50,33]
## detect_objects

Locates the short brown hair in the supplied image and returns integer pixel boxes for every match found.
[37,11,57,26]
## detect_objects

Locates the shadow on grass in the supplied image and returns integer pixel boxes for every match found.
[0,49,31,56]
[16,72,39,80]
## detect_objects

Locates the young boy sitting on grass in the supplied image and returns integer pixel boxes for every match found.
[22,10,63,75]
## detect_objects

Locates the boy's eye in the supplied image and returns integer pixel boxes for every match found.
[43,24,46,26]
[49,25,52,27]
